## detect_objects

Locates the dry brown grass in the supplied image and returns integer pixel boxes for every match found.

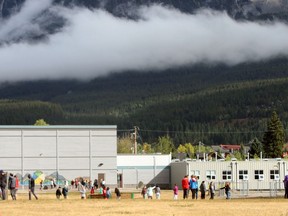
[1,190,288,216]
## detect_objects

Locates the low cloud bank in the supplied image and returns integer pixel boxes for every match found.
[1,2,288,81]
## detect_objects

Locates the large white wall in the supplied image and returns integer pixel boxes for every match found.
[0,126,117,186]
[117,154,171,188]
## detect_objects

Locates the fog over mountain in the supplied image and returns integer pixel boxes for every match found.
[0,0,288,81]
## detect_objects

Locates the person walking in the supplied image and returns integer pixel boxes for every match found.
[147,185,155,199]
[14,175,19,200]
[8,173,16,200]
[93,179,98,190]
[40,180,43,191]
[155,185,161,199]
[209,181,215,200]
[173,183,179,200]
[114,187,121,200]
[28,174,38,200]
[181,175,189,199]
[283,175,288,198]
[62,185,69,199]
[141,186,147,199]
[200,181,206,199]
[56,186,62,199]
[220,182,231,199]
[0,170,7,200]
[78,181,86,199]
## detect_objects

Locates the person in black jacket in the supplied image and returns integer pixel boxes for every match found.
[220,182,231,199]
[8,173,16,200]
[28,174,38,200]
[0,170,7,200]
[114,187,121,200]
[56,186,62,199]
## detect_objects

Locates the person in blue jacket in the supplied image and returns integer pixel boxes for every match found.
[189,175,198,199]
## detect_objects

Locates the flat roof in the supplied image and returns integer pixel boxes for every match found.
[0,125,117,129]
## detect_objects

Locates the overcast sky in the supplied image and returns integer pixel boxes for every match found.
[0,0,288,82]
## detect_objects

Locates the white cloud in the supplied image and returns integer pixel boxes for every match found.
[0,0,53,42]
[0,4,288,81]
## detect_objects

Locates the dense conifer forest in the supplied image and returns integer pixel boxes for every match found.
[1,58,288,147]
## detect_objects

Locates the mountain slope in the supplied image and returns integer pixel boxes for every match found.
[0,58,288,145]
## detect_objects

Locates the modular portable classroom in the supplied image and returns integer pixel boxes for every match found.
[171,159,287,190]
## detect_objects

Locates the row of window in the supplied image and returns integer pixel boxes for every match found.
[190,170,280,180]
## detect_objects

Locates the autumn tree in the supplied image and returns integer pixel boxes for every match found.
[34,119,49,126]
[156,135,174,154]
[117,136,133,154]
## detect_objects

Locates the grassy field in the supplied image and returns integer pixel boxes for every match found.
[0,190,288,216]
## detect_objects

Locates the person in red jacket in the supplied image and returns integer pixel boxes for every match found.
[181,175,189,199]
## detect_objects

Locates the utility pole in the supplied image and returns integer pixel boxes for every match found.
[134,126,137,154]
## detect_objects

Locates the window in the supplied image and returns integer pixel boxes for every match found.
[270,170,279,180]
[206,170,216,180]
[239,170,248,180]
[191,170,200,179]
[222,170,232,180]
[254,170,264,180]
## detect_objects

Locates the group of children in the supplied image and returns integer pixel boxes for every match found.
[141,185,161,199]
[54,176,231,200]
[55,185,69,199]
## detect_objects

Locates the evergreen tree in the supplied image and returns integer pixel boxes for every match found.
[262,111,285,158]
[249,138,263,158]
[240,144,246,160]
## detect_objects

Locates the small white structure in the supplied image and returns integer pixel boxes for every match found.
[117,154,171,188]
[0,125,117,186]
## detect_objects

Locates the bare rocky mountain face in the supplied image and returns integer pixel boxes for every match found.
[1,0,288,18]
[0,0,288,44]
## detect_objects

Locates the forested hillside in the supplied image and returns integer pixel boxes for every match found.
[1,58,288,146]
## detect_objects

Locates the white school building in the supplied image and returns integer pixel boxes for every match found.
[1,125,288,190]
[0,125,118,186]
[0,125,171,188]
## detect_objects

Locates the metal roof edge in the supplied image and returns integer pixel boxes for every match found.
[0,125,117,129]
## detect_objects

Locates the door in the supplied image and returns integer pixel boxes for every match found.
[98,173,105,186]
[117,174,123,188]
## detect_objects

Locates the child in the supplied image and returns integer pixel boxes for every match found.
[155,185,161,199]
[62,185,68,199]
[90,187,95,195]
[114,187,121,200]
[99,186,103,194]
[78,181,86,199]
[56,186,62,199]
[102,186,107,199]
[173,184,178,200]
[106,187,111,199]
[141,186,147,199]
[147,185,155,199]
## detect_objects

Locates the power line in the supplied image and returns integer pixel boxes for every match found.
[118,129,268,134]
